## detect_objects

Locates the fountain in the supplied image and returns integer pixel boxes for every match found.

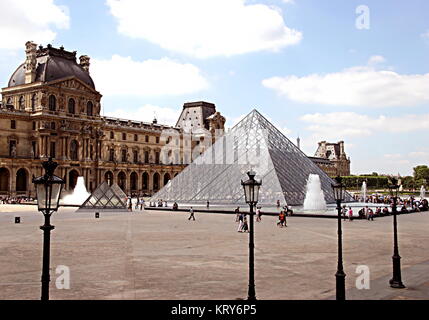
[303,174,327,211]
[361,181,367,202]
[61,176,90,206]
[420,185,426,199]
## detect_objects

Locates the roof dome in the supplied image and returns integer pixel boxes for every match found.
[8,44,95,89]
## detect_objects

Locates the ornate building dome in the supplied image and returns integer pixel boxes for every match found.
[8,44,95,89]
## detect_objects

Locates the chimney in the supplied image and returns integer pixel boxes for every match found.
[25,41,37,84]
[297,136,301,150]
[79,55,90,72]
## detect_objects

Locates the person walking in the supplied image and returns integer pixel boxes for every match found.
[368,208,374,221]
[188,207,195,221]
[139,198,145,210]
[206,201,210,209]
[237,212,244,232]
[235,206,240,222]
[256,207,262,222]
[242,216,249,233]
[348,207,353,221]
[127,196,133,212]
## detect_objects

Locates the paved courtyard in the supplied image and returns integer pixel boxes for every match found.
[0,204,428,300]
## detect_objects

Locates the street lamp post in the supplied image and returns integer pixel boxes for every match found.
[388,178,405,289]
[32,157,65,300]
[332,176,346,301]
[241,170,262,301]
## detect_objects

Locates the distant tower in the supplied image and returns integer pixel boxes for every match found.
[297,136,301,150]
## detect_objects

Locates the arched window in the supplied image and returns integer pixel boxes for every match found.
[87,101,93,116]
[6,98,14,109]
[31,94,37,111]
[48,95,56,111]
[19,96,25,110]
[70,140,78,160]
[68,98,75,114]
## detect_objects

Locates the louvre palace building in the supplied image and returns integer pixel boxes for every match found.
[0,42,226,197]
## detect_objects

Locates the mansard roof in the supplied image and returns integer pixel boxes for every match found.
[8,44,95,89]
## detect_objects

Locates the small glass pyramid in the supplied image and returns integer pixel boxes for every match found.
[79,181,128,211]
[150,109,353,206]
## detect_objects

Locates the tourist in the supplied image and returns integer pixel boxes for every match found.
[139,198,145,210]
[400,205,408,214]
[341,205,347,221]
[237,212,244,232]
[135,196,140,210]
[256,207,262,222]
[164,201,167,207]
[382,207,390,215]
[127,197,132,212]
[367,208,374,221]
[206,201,210,209]
[173,202,178,211]
[235,206,240,222]
[276,200,280,208]
[348,207,353,221]
[277,211,286,227]
[242,216,249,233]
[188,207,195,221]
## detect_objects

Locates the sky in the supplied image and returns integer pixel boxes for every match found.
[0,0,428,176]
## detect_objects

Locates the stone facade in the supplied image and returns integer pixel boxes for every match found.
[0,43,225,197]
[312,141,351,177]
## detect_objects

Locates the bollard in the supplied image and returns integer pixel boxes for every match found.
[15,217,21,224]
[95,212,99,219]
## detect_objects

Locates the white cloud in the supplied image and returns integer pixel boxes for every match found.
[91,55,209,96]
[300,112,429,140]
[421,30,429,39]
[107,0,302,58]
[262,64,429,108]
[0,0,69,50]
[105,104,181,126]
[368,55,385,65]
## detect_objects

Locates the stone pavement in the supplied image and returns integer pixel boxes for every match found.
[0,204,428,300]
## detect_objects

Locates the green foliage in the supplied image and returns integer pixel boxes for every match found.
[413,165,429,183]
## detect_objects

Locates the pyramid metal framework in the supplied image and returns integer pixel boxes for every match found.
[150,109,353,206]
[79,181,128,211]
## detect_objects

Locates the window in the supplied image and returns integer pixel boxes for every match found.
[68,98,75,114]
[133,150,138,163]
[6,97,13,109]
[11,120,16,129]
[49,95,56,111]
[155,151,160,164]
[121,149,127,162]
[122,133,126,140]
[70,140,78,160]
[9,140,17,157]
[110,131,114,139]
[145,135,149,142]
[144,151,149,163]
[19,96,24,110]
[50,141,56,158]
[31,94,37,111]
[32,121,36,130]
[109,148,115,161]
[134,134,138,142]
[87,101,93,116]
[156,136,159,143]
[51,122,56,130]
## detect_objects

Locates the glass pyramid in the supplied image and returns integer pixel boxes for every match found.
[79,182,128,211]
[151,109,353,206]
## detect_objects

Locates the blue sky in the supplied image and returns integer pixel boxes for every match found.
[1,0,428,176]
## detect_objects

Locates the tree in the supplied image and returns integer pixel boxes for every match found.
[413,165,429,185]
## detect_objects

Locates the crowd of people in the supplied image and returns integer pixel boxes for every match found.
[0,196,34,204]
